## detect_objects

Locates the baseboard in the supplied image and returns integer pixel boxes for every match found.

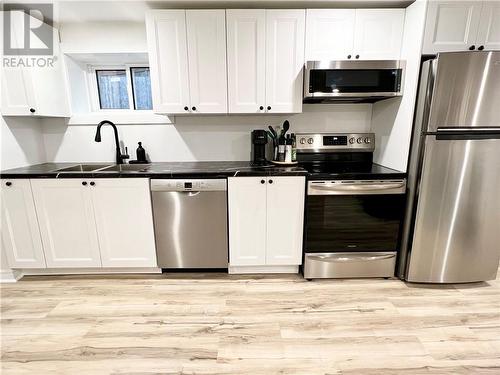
[0,269,22,283]
[229,265,299,274]
[15,267,162,277]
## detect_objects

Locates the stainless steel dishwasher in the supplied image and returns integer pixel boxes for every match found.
[151,179,228,268]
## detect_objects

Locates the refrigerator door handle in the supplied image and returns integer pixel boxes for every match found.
[436,127,500,132]
[435,127,500,140]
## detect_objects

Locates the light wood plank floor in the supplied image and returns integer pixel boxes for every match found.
[1,271,500,374]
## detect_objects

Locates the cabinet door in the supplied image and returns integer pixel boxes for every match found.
[228,177,267,266]
[30,26,71,118]
[31,179,101,268]
[0,11,35,116]
[1,180,45,268]
[353,9,405,60]
[305,9,355,60]
[186,10,228,113]
[476,2,500,50]
[91,179,157,267]
[146,10,190,114]
[0,68,36,116]
[423,1,482,54]
[226,10,266,114]
[265,10,305,113]
[266,177,305,266]
[1,12,69,117]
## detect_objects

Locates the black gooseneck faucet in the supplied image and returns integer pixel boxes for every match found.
[94,120,129,164]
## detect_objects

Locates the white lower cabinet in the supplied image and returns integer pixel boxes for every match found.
[91,179,157,267]
[31,179,102,268]
[29,178,157,269]
[1,180,46,268]
[265,177,305,265]
[228,176,305,269]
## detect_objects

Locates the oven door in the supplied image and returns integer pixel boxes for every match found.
[306,180,406,253]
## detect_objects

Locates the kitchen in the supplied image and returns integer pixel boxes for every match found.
[1,0,500,373]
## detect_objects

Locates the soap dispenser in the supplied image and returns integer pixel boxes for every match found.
[129,142,149,164]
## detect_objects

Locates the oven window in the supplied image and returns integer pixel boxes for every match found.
[306,194,405,252]
[309,69,401,93]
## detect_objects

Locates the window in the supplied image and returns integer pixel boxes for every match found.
[131,67,153,110]
[89,65,153,111]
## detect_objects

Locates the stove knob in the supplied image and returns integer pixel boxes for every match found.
[307,138,314,144]
[349,137,355,144]
[300,137,306,144]
[364,137,371,144]
[356,137,363,144]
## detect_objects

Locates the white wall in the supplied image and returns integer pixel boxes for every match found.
[41,104,372,162]
[372,0,427,171]
[0,117,47,170]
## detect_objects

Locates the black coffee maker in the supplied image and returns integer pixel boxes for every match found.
[251,129,268,166]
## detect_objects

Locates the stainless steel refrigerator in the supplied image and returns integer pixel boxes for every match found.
[399,51,500,283]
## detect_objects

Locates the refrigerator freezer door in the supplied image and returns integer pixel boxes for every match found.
[428,51,500,132]
[407,136,500,283]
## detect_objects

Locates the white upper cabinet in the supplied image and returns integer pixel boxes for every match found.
[305,9,355,60]
[476,2,500,50]
[1,180,45,268]
[265,10,305,113]
[353,9,405,60]
[423,1,500,53]
[147,9,227,114]
[186,10,228,113]
[31,179,102,268]
[226,10,267,114]
[91,179,157,268]
[146,10,190,114]
[227,9,305,114]
[423,1,483,53]
[305,9,404,61]
[1,12,70,117]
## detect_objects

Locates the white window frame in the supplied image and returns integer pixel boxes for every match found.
[86,64,151,112]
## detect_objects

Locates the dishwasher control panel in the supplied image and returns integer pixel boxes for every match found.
[151,179,227,192]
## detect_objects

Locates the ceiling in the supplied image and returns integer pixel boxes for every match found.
[53,0,415,24]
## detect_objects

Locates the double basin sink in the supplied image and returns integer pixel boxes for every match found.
[53,164,150,173]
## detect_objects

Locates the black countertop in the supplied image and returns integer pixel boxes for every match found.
[0,162,308,179]
[0,161,406,179]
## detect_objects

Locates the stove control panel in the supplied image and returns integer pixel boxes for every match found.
[296,133,375,152]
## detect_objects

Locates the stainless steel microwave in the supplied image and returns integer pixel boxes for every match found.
[303,60,405,103]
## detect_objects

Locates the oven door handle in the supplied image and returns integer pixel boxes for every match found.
[308,182,406,195]
[308,253,396,263]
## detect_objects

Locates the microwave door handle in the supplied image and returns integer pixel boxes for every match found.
[309,182,405,195]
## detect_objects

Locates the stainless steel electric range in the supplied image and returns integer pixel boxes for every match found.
[296,133,407,279]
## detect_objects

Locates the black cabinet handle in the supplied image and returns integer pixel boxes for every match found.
[192,106,196,111]
[6,181,12,187]
[90,181,95,186]
[268,179,273,184]
[184,106,189,111]
[347,54,352,59]
[259,106,264,110]
[82,181,87,186]
[260,179,265,184]
[469,45,476,50]
[29,108,36,113]
[267,106,271,111]
[355,55,360,59]
[478,45,484,50]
